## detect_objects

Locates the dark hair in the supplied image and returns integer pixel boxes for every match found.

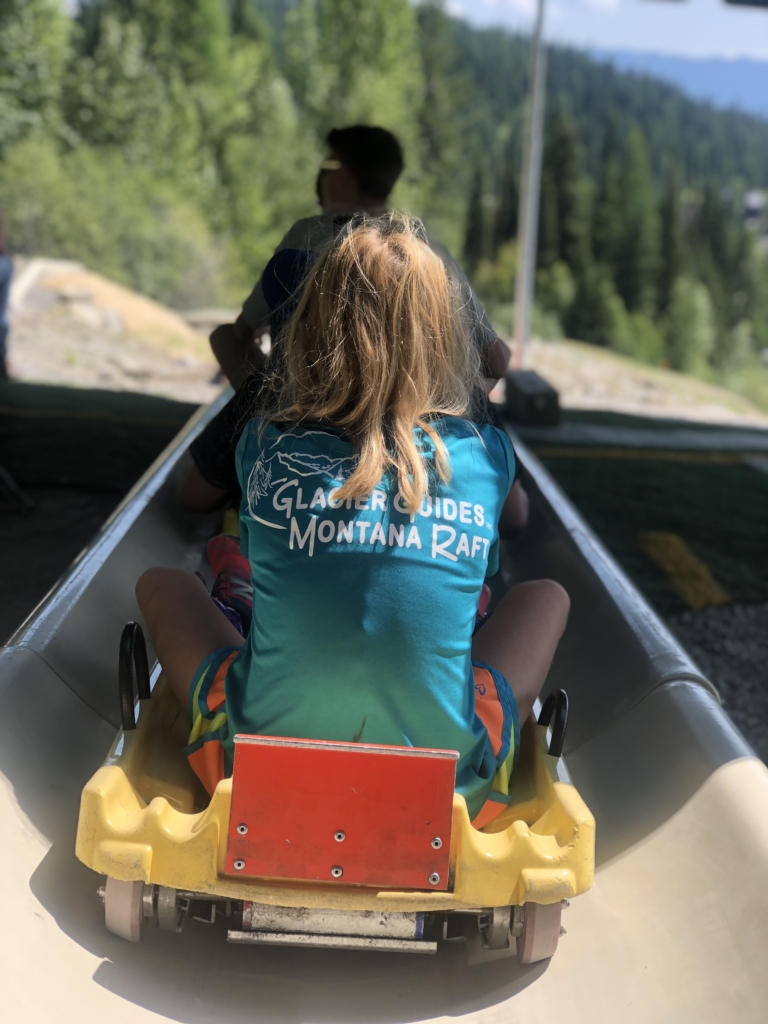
[326,126,404,201]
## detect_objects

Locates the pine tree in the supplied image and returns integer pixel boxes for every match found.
[614,128,660,316]
[664,275,716,373]
[537,161,560,271]
[0,0,69,153]
[564,262,627,348]
[418,0,479,253]
[72,0,239,165]
[657,157,683,315]
[592,116,623,276]
[230,0,269,40]
[463,166,485,274]
[69,0,314,289]
[64,12,197,177]
[697,181,731,277]
[219,37,318,283]
[538,107,590,277]
[686,181,736,367]
[79,0,232,87]
[493,131,520,253]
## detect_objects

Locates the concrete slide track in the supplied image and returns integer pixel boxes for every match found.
[2,391,767,1022]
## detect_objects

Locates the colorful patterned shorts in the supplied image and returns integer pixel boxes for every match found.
[183,645,241,797]
[471,660,521,829]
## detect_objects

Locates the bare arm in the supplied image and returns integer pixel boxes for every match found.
[498,480,529,539]
[480,337,511,385]
[177,464,231,514]
[210,314,267,390]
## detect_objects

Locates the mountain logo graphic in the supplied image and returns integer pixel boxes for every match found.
[246,429,356,519]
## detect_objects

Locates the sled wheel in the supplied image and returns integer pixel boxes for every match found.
[482,906,512,950]
[516,901,561,964]
[105,878,144,942]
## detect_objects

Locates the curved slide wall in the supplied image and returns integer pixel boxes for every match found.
[2,394,768,1023]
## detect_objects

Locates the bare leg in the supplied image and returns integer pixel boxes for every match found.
[136,568,244,710]
[471,580,570,725]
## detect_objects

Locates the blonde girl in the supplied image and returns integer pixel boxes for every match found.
[137,214,568,827]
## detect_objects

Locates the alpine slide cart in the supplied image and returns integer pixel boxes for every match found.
[2,387,767,1022]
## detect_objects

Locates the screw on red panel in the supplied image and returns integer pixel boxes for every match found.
[237,823,248,835]
[431,837,442,849]
[334,831,345,842]
[330,866,343,878]
[428,872,440,885]
[233,859,246,871]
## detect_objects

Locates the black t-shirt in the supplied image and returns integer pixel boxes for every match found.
[190,372,269,496]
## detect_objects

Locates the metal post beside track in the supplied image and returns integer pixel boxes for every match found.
[513,0,547,370]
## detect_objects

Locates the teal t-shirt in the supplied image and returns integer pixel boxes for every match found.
[224,416,517,818]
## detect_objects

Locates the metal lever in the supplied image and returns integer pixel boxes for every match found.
[118,621,150,730]
[538,689,568,758]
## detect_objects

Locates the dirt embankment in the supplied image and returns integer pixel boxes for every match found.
[7,258,226,405]
[7,258,768,427]
[522,336,768,428]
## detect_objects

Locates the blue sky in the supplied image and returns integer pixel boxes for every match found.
[447,0,768,60]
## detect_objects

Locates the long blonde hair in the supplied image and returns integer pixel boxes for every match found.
[265,213,481,513]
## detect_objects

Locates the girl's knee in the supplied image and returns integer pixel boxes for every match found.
[136,567,162,610]
[537,579,570,633]
[539,579,570,614]
[135,567,197,613]
[513,578,569,611]
[508,579,570,639]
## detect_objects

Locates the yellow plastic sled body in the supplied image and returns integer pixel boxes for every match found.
[76,678,594,913]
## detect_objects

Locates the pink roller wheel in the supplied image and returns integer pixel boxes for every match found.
[104,878,144,943]
[516,901,561,964]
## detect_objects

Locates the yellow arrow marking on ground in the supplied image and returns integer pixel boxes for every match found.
[637,532,731,610]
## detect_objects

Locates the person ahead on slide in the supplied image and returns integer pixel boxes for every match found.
[180,125,510,514]
[138,214,567,827]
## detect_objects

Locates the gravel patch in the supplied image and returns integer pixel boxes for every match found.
[668,603,768,762]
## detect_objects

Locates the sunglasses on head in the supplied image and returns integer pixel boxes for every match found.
[318,158,343,172]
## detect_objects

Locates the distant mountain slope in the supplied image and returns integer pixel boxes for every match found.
[592,51,768,122]
[450,22,768,186]
[251,2,768,188]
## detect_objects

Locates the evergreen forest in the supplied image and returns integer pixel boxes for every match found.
[2,0,768,404]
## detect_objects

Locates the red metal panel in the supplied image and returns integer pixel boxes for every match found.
[225,735,458,890]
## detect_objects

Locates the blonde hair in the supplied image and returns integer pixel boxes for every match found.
[265,213,481,513]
